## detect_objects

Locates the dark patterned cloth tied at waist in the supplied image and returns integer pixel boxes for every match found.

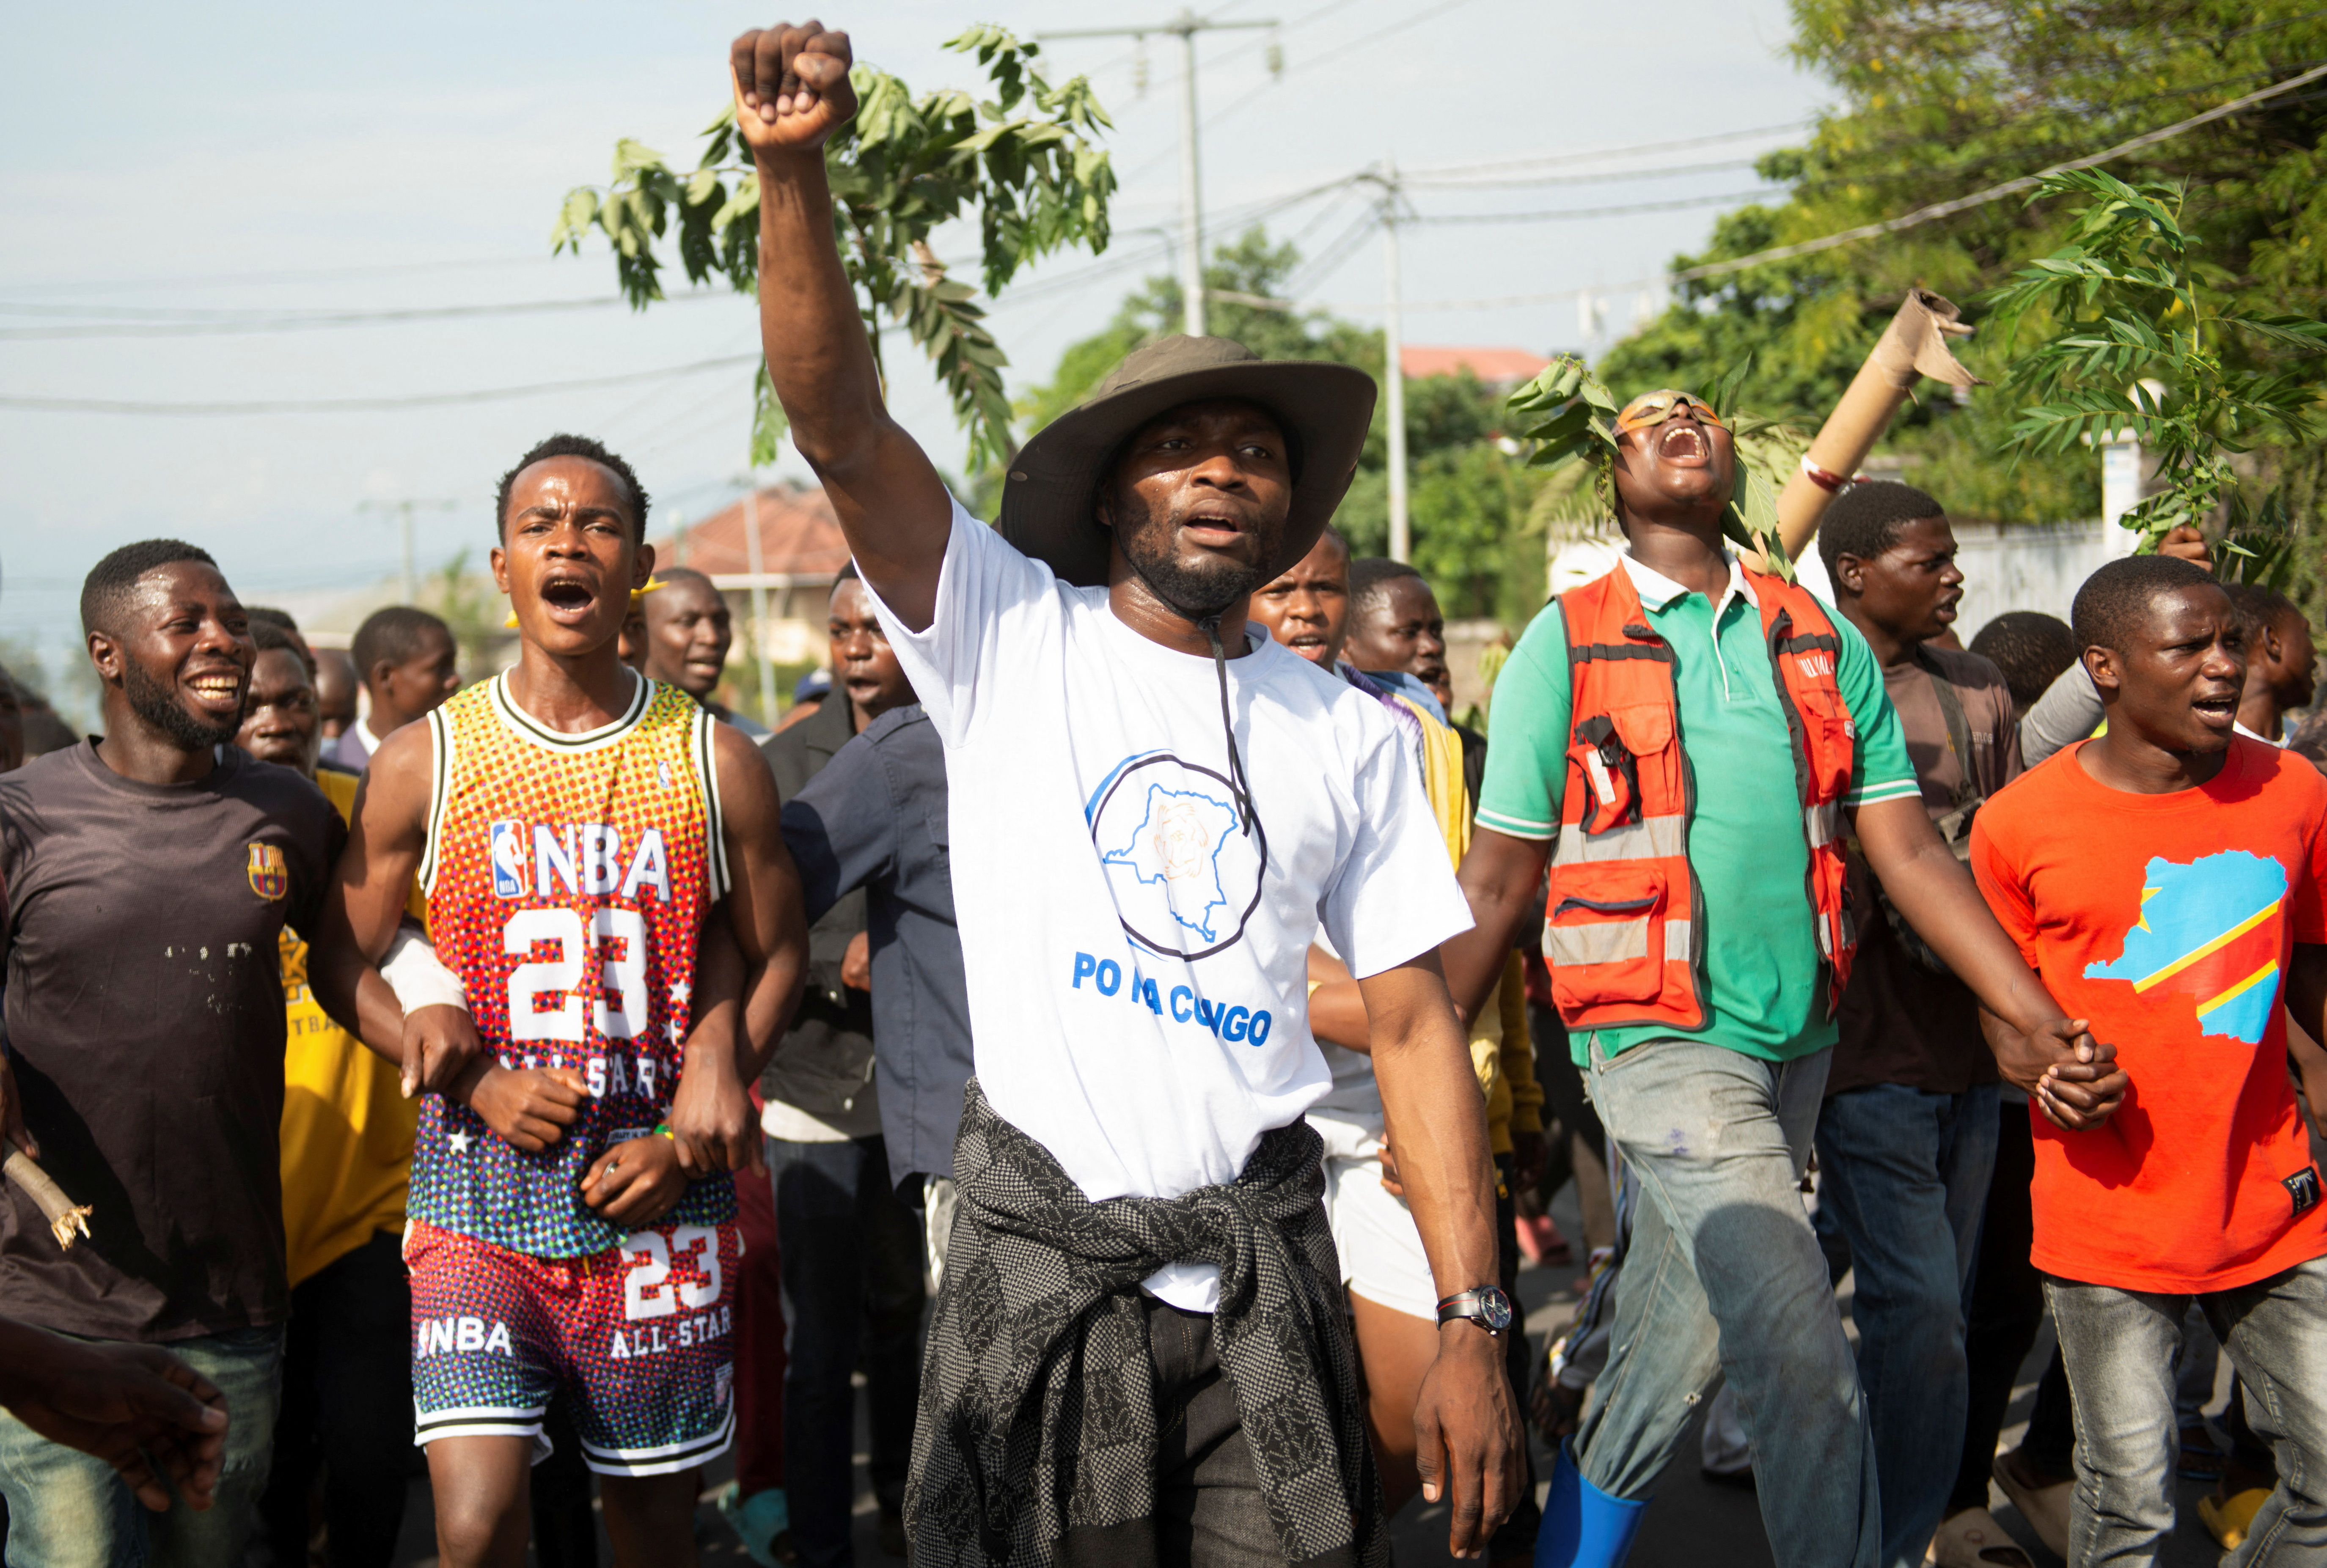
[905,1078,1383,1567]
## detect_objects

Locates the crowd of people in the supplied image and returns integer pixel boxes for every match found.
[0,18,2324,1568]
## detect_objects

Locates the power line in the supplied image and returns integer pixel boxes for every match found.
[1399,122,1812,181]
[1674,57,2327,283]
[1413,189,1782,224]
[1404,157,1768,192]
[0,291,738,341]
[1273,0,1481,82]
[0,354,759,416]
[1122,0,1484,182]
[0,255,553,297]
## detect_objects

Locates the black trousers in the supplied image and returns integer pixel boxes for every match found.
[260,1229,413,1568]
[1059,1296,1356,1568]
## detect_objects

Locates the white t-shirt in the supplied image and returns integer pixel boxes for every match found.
[868,502,1474,1310]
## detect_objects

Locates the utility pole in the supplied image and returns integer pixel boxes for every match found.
[1375,162,1410,563]
[358,498,461,602]
[741,478,777,728]
[1040,10,1276,338]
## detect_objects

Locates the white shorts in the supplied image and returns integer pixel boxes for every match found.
[1311,1111,1438,1323]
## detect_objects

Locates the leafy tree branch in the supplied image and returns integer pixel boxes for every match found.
[551,26,1116,469]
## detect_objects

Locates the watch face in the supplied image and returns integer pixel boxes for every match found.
[1479,1288,1515,1333]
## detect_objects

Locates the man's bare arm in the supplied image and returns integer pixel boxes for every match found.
[716,724,810,1078]
[309,724,444,1082]
[1361,953,1520,1559]
[667,724,811,1177]
[1445,829,1550,1022]
[309,724,587,1152]
[2283,946,2327,1142]
[731,22,953,628]
[1309,828,1546,1047]
[1854,796,2125,1129]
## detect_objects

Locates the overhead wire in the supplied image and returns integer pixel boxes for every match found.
[0,254,556,297]
[1398,121,1811,181]
[0,354,760,416]
[1413,189,1782,224]
[19,54,2319,415]
[0,291,738,341]
[1673,57,2327,283]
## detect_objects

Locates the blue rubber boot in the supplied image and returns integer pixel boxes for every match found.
[1535,1438,1648,1568]
[713,1482,792,1568]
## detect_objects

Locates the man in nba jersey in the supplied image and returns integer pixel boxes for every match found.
[312,434,806,1568]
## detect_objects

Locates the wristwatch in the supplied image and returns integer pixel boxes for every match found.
[1435,1286,1515,1335]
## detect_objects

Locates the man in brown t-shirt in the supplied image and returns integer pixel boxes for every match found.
[0,539,351,1567]
[1814,482,2023,1568]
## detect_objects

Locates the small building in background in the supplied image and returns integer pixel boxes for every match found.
[656,481,850,724]
[656,479,847,666]
[1399,346,1551,395]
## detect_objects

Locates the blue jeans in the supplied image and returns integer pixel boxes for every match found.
[0,1324,284,1568]
[1576,1036,1880,1568]
[1814,1081,2000,1568]
[2049,1255,2327,1566]
[767,1134,926,1568]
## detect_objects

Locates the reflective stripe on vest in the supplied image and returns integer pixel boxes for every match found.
[1551,812,1688,866]
[1543,563,1860,1035]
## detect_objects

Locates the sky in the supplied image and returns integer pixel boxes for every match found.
[0,0,1830,693]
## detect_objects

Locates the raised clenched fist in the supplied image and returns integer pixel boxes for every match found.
[730,22,857,155]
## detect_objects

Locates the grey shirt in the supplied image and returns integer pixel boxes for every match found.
[759,694,877,1125]
[0,743,342,1341]
[781,706,971,1188]
[2020,661,2104,768]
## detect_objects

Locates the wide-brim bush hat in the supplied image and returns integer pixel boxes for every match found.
[996,334,1376,588]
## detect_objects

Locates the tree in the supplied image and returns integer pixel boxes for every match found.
[1600,0,2327,540]
[1986,168,2327,574]
[552,26,1117,470]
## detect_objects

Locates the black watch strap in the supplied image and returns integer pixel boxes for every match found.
[1434,1286,1514,1335]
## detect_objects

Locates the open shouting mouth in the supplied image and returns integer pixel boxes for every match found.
[1658,422,1710,466]
[539,572,597,623]
[2192,690,2239,729]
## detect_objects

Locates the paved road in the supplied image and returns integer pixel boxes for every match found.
[377,1177,2234,1567]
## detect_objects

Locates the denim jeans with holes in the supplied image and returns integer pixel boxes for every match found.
[1574,1035,1881,1568]
[2049,1255,2327,1567]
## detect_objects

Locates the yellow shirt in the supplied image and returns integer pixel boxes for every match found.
[1384,695,1538,1153]
[279,768,421,1287]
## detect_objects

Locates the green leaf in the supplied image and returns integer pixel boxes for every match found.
[611,137,669,181]
[550,187,600,252]
[556,25,1114,468]
[750,361,789,468]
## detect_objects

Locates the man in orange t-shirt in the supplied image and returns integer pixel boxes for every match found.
[1972,554,2327,1564]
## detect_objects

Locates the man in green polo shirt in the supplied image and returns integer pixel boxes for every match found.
[1439,388,2123,1568]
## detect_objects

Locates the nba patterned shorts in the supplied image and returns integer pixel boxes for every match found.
[406,1217,741,1476]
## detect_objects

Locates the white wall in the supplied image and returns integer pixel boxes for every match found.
[1584,517,2127,641]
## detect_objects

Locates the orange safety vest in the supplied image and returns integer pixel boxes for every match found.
[1545,562,1859,1033]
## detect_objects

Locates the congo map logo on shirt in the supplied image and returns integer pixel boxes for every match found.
[1087,752,1269,960]
[2085,849,2288,1044]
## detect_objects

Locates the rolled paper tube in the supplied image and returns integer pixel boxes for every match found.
[4,1146,93,1250]
[1777,288,1983,560]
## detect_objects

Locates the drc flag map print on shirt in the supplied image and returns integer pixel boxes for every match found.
[1089,751,1268,961]
[2087,849,2288,1044]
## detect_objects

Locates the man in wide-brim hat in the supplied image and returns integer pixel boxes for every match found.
[729,18,1519,1567]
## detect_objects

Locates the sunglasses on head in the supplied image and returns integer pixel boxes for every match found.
[1613,390,1727,436]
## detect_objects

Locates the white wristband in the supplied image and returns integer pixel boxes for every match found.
[380,927,469,1016]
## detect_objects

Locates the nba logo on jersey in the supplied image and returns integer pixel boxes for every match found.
[490,821,529,899]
